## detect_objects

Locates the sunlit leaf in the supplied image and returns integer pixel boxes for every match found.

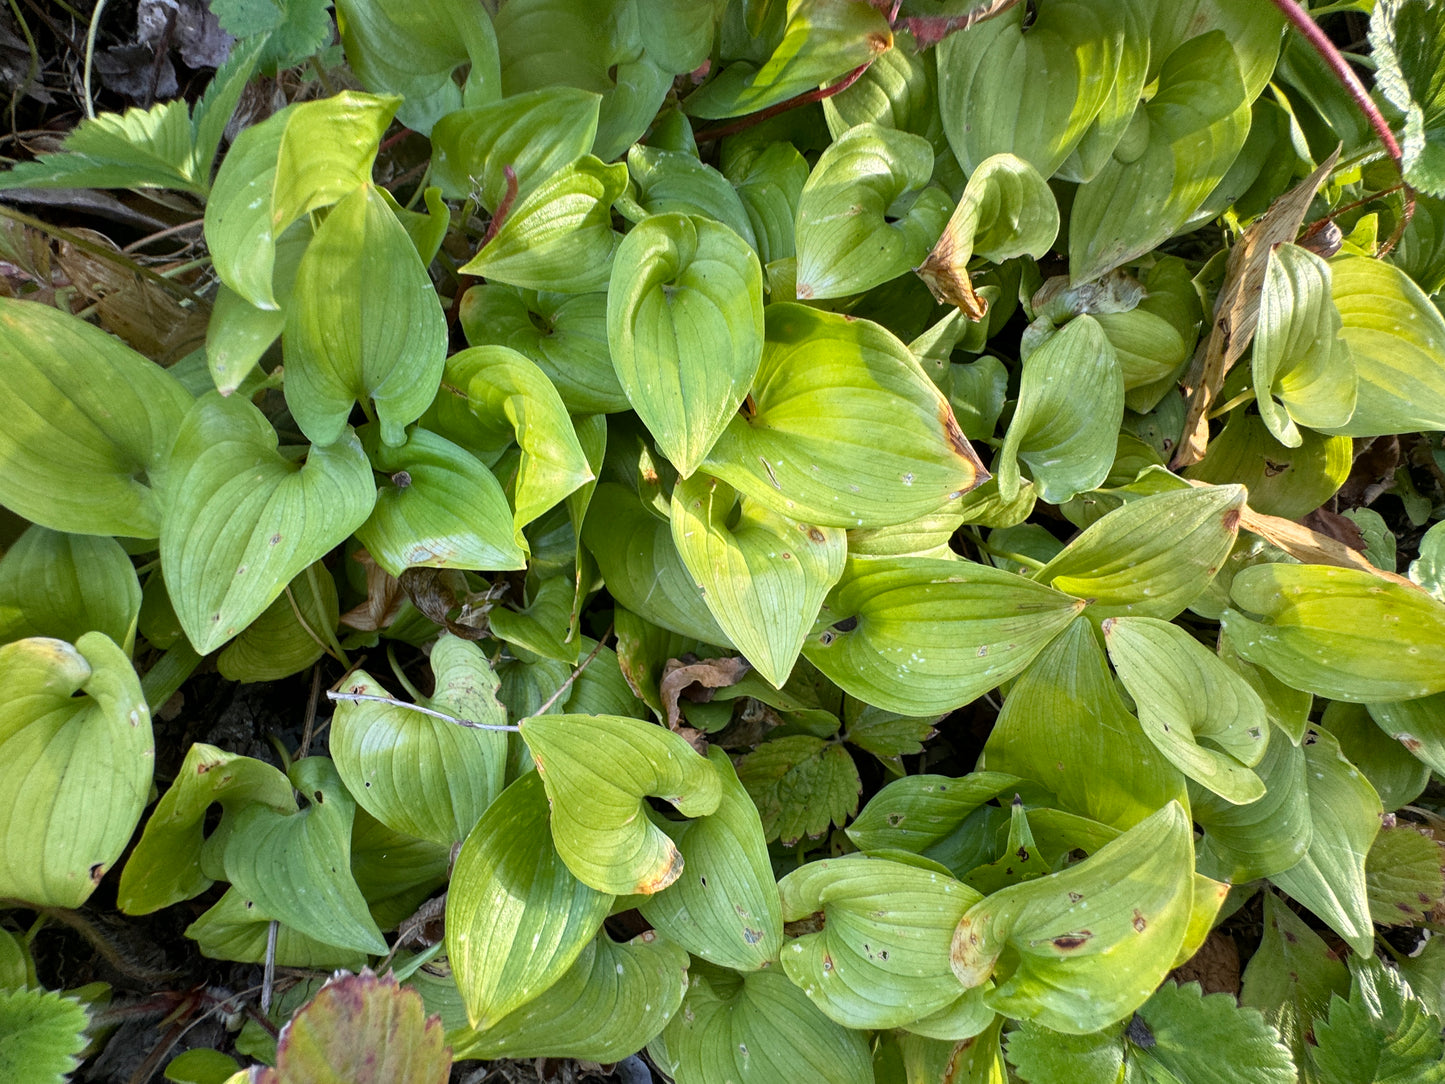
[520,714,722,894]
[0,634,151,907]
[703,305,988,528]
[283,183,447,447]
[1311,958,1445,1084]
[805,556,1084,715]
[446,771,612,1028]
[950,801,1196,1035]
[847,772,1019,855]
[608,213,763,476]
[982,616,1187,831]
[1192,727,1311,883]
[159,393,375,655]
[0,526,140,650]
[0,298,192,538]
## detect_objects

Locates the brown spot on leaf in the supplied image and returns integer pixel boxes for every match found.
[1068,892,1083,903]
[1132,909,1147,933]
[1222,508,1241,532]
[806,526,826,543]
[1051,931,1092,951]
[89,863,106,885]
[637,844,685,894]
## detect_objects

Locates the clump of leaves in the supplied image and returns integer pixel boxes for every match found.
[3,0,1445,1081]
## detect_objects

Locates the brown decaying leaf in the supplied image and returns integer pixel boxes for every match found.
[338,550,407,632]
[1239,504,1417,588]
[915,225,989,319]
[1298,507,1367,552]
[901,0,1024,50]
[659,655,753,752]
[1338,435,1401,509]
[397,567,497,641]
[1174,149,1341,469]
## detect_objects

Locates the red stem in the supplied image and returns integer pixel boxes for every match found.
[694,62,875,144]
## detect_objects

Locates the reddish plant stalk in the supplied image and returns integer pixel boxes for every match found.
[693,62,875,144]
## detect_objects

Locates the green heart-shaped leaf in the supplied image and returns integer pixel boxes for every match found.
[982,616,1187,830]
[459,286,627,414]
[794,124,952,301]
[332,634,508,846]
[627,147,758,250]
[355,426,526,577]
[639,747,784,970]
[459,156,628,293]
[335,0,501,134]
[185,884,366,969]
[670,473,845,688]
[160,393,375,655]
[0,297,192,538]
[726,140,808,265]
[118,742,295,915]
[1252,244,1357,446]
[222,756,387,955]
[804,556,1084,715]
[937,0,1125,178]
[1322,254,1445,436]
[1036,484,1246,623]
[0,633,151,907]
[1185,411,1352,520]
[205,92,399,309]
[431,86,599,204]
[1224,564,1445,702]
[1069,32,1252,284]
[846,771,1021,855]
[446,771,613,1028]
[421,930,688,1063]
[0,526,140,650]
[779,855,987,1033]
[520,713,723,894]
[997,315,1125,504]
[1270,727,1382,955]
[951,801,1196,1035]
[607,212,763,477]
[1104,616,1269,804]
[283,183,447,447]
[703,304,989,528]
[657,965,874,1084]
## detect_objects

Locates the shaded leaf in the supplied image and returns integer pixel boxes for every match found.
[736,734,860,845]
[1366,823,1445,927]
[0,526,140,650]
[1311,959,1445,1084]
[216,562,337,682]
[0,988,89,1084]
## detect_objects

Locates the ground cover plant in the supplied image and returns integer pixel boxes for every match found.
[3,0,1445,1080]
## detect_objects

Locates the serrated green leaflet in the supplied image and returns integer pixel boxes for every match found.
[431,87,600,205]
[440,930,689,1061]
[445,771,613,1028]
[459,286,627,414]
[997,316,1124,504]
[0,298,192,539]
[639,747,783,970]
[117,742,295,915]
[221,756,387,955]
[520,714,722,894]
[205,92,398,309]
[335,0,500,134]
[355,426,525,578]
[982,616,1186,830]
[0,633,151,908]
[283,184,447,447]
[736,733,860,845]
[937,0,1124,179]
[1269,727,1382,956]
[1103,616,1268,804]
[1036,484,1245,623]
[1312,958,1445,1084]
[950,801,1196,1035]
[658,965,874,1084]
[779,855,986,1033]
[607,213,763,476]
[702,304,988,528]
[159,393,375,655]
[670,473,844,687]
[683,0,892,119]
[459,156,627,292]
[1251,243,1357,446]
[1322,254,1445,437]
[1366,823,1445,926]
[216,562,337,682]
[0,526,140,650]
[0,988,89,1084]
[793,124,950,301]
[1224,564,1445,702]
[1069,32,1251,284]
[331,635,507,846]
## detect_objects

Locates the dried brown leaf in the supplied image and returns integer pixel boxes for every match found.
[659,655,752,752]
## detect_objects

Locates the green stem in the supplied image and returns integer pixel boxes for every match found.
[141,640,203,713]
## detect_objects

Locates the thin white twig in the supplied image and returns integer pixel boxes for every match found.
[532,628,612,717]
